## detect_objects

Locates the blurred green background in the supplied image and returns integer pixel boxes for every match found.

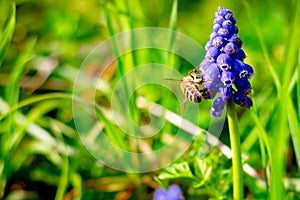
[0,0,299,199]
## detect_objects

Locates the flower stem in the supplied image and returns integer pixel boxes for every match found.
[226,100,244,199]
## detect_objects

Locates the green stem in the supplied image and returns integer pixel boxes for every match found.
[55,155,69,200]
[226,100,244,199]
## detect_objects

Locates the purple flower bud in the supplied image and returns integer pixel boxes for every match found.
[206,46,220,61]
[210,108,223,117]
[219,86,233,100]
[217,53,232,71]
[213,23,222,32]
[244,63,254,78]
[235,78,251,94]
[235,48,246,61]
[233,91,253,108]
[205,41,213,50]
[224,13,236,24]
[213,97,225,111]
[232,59,251,79]
[217,28,230,37]
[212,36,224,48]
[221,71,235,87]
[232,26,239,34]
[217,7,231,17]
[210,32,218,39]
[222,19,233,30]
[214,15,225,25]
[228,34,242,48]
[224,42,237,56]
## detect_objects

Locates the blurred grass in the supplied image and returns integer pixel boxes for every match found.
[0,0,299,199]
[0,2,15,67]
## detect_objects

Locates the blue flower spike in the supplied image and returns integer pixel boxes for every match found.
[199,7,254,117]
[153,184,185,200]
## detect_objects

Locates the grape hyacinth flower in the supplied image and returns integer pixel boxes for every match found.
[153,185,185,200]
[200,7,254,117]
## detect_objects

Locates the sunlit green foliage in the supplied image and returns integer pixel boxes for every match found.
[0,0,299,199]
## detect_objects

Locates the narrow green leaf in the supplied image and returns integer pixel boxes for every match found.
[282,0,300,89]
[240,0,281,91]
[169,0,178,31]
[249,110,272,166]
[70,171,82,199]
[3,37,37,154]
[282,0,300,168]
[286,94,300,171]
[298,52,300,117]
[6,37,37,105]
[0,2,15,67]
[55,156,69,200]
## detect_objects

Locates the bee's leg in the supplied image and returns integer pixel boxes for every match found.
[199,88,211,99]
[179,97,187,116]
[188,66,201,75]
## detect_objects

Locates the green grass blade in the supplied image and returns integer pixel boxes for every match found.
[4,37,37,152]
[169,0,178,31]
[249,109,272,166]
[0,93,73,121]
[271,94,289,199]
[70,171,82,199]
[283,0,300,171]
[0,2,15,67]
[103,0,138,139]
[286,94,300,171]
[55,155,69,200]
[167,0,178,67]
[282,0,300,89]
[298,52,300,117]
[240,0,281,91]
[6,37,37,105]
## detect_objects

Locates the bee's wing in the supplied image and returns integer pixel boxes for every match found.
[189,58,215,74]
[199,58,216,71]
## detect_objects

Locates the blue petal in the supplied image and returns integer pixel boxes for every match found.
[235,48,246,61]
[221,71,235,87]
[206,46,220,61]
[214,15,225,25]
[228,34,242,48]
[213,23,222,32]
[212,97,225,111]
[224,42,237,56]
[233,91,253,108]
[210,107,223,117]
[219,86,233,100]
[212,36,224,48]
[205,41,213,50]
[153,188,168,200]
[235,78,251,94]
[217,53,232,71]
[217,27,229,37]
[222,19,233,30]
[167,185,184,200]
[244,63,254,78]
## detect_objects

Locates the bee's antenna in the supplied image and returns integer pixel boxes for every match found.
[162,78,182,82]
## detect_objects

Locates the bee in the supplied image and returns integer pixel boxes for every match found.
[181,72,206,103]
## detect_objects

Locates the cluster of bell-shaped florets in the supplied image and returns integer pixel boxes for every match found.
[200,7,254,117]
